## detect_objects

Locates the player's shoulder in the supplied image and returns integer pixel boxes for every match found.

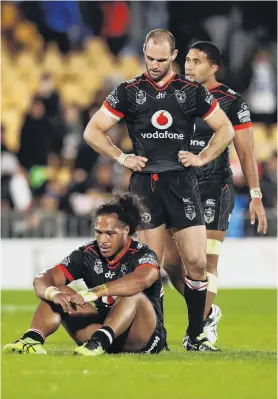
[175,73,200,88]
[121,75,144,89]
[79,240,100,257]
[130,240,159,264]
[213,83,243,100]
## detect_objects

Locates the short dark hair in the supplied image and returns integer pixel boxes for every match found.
[145,29,176,54]
[190,41,222,66]
[94,193,145,236]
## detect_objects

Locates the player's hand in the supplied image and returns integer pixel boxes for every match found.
[69,293,86,307]
[52,293,76,313]
[178,151,203,167]
[78,289,99,303]
[249,198,267,234]
[123,155,148,172]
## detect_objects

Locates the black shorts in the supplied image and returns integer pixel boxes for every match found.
[198,181,235,231]
[129,169,204,229]
[63,305,167,355]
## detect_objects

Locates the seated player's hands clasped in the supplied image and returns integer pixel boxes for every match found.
[52,293,78,314]
[178,151,203,167]
[123,155,148,172]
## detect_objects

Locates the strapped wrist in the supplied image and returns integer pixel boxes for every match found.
[44,286,61,301]
[250,188,262,199]
[117,152,135,167]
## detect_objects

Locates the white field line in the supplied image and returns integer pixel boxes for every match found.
[2,305,36,312]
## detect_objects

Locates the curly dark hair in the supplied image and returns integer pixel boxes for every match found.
[94,193,145,236]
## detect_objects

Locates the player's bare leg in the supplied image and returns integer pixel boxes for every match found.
[137,224,166,264]
[74,293,160,356]
[171,225,219,351]
[3,286,98,354]
[164,228,185,295]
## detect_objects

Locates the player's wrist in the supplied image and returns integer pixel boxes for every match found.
[79,285,108,303]
[117,152,135,167]
[250,188,262,199]
[198,153,208,166]
[44,286,61,301]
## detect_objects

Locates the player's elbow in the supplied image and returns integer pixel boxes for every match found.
[135,271,158,291]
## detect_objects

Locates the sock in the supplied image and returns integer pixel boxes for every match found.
[22,329,45,344]
[184,276,208,341]
[90,326,115,350]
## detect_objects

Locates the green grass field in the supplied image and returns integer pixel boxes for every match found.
[1,288,277,399]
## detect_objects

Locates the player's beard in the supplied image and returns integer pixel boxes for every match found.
[146,62,171,83]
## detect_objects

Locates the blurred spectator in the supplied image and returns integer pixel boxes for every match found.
[61,104,83,168]
[36,73,65,156]
[17,97,52,171]
[242,48,277,126]
[260,151,277,209]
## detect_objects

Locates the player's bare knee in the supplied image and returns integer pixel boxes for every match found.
[186,253,206,270]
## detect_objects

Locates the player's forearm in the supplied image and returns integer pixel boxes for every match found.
[105,272,153,296]
[199,123,234,165]
[238,150,260,190]
[33,272,57,300]
[83,123,122,161]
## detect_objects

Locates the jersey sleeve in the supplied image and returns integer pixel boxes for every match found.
[134,249,160,272]
[227,96,252,131]
[195,84,219,120]
[101,83,127,121]
[56,249,84,283]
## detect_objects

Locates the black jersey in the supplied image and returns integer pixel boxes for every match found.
[57,238,164,323]
[102,73,218,173]
[190,83,252,183]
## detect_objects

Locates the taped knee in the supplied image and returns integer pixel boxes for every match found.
[206,239,222,255]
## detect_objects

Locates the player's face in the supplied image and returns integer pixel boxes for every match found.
[144,39,177,82]
[185,49,217,84]
[94,214,130,258]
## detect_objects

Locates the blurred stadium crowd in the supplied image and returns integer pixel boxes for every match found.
[1,1,277,238]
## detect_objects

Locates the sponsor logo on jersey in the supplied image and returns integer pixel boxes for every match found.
[204,207,215,224]
[204,88,214,105]
[184,204,196,220]
[141,131,184,139]
[142,213,151,223]
[107,89,119,108]
[151,110,173,129]
[183,197,192,204]
[205,199,216,206]
[120,264,128,275]
[61,256,70,266]
[237,102,251,123]
[156,92,167,99]
[138,254,158,266]
[190,139,206,147]
[126,78,136,84]
[175,90,186,103]
[136,90,146,105]
[105,270,116,279]
[227,88,236,95]
[94,259,103,274]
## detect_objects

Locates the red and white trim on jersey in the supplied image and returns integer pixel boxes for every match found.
[57,264,74,282]
[233,122,252,131]
[203,99,219,121]
[184,276,208,291]
[136,263,160,272]
[101,101,124,121]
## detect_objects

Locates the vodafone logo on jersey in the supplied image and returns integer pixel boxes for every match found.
[151,110,173,130]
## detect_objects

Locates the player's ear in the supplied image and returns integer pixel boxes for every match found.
[211,64,219,74]
[143,43,146,54]
[123,225,130,239]
[171,49,178,61]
